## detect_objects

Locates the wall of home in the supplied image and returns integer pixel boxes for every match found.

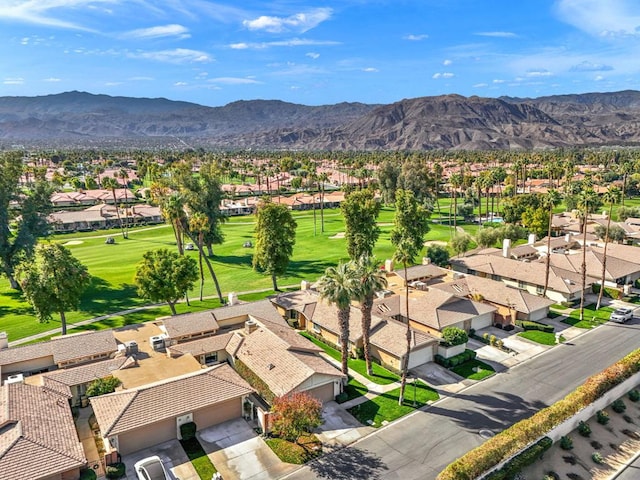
[116,418,175,455]
[408,320,445,337]
[193,398,242,430]
[1,355,55,377]
[370,346,401,371]
[40,467,81,480]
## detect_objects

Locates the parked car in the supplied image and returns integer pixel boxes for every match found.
[609,307,634,323]
[134,456,169,480]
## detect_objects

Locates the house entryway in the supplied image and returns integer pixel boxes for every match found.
[75,405,106,478]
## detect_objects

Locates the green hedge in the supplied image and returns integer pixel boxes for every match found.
[516,320,554,333]
[435,349,477,368]
[592,284,622,299]
[481,437,553,480]
[235,359,276,404]
[437,348,640,480]
[105,463,125,479]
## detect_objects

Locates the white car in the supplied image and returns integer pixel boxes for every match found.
[610,307,634,323]
[134,456,169,480]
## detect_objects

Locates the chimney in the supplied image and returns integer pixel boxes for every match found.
[0,332,7,350]
[502,238,512,258]
[301,280,311,290]
[245,319,258,335]
[422,257,431,265]
[527,233,536,245]
[564,233,571,242]
[384,259,394,272]
[228,292,238,306]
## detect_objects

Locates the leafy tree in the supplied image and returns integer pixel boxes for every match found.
[451,233,472,257]
[500,194,543,224]
[441,327,468,347]
[1,153,52,289]
[86,375,122,397]
[475,228,499,249]
[377,160,400,204]
[134,248,198,315]
[457,203,474,221]
[391,189,430,405]
[594,224,625,243]
[18,243,91,335]
[521,206,548,237]
[425,244,450,267]
[341,189,381,261]
[253,199,297,291]
[317,262,357,376]
[616,206,640,222]
[271,392,323,442]
[352,255,388,376]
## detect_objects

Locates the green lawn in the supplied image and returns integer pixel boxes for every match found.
[347,380,439,427]
[300,332,400,385]
[340,377,368,403]
[518,330,565,346]
[562,304,614,329]
[265,435,322,464]
[180,437,217,479]
[451,359,495,380]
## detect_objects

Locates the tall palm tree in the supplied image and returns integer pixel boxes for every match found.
[577,188,598,322]
[596,187,621,310]
[393,240,415,406]
[353,255,388,376]
[542,189,562,297]
[102,176,125,238]
[450,172,463,234]
[187,212,224,303]
[317,262,357,376]
[162,192,186,255]
[118,168,130,237]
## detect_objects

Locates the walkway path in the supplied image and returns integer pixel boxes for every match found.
[8,284,299,347]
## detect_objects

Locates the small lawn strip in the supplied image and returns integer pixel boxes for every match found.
[179,437,217,480]
[518,330,564,346]
[339,377,368,403]
[265,434,322,464]
[300,332,399,385]
[562,304,614,329]
[347,380,439,427]
[451,359,495,381]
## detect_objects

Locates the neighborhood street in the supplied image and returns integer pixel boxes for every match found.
[284,319,640,480]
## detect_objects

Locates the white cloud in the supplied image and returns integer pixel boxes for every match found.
[473,83,488,88]
[362,67,378,72]
[570,60,614,71]
[43,77,61,82]
[594,75,605,81]
[443,59,452,66]
[555,0,640,37]
[0,0,111,30]
[525,69,553,77]
[493,79,505,83]
[475,31,517,38]
[128,76,154,81]
[122,24,190,40]
[433,72,454,79]
[243,8,332,33]
[3,77,24,85]
[129,48,213,64]
[403,34,428,41]
[174,81,188,86]
[228,38,340,50]
[208,77,261,85]
[104,81,122,86]
[306,52,320,59]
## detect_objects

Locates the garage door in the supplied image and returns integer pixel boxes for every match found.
[471,313,493,330]
[118,418,175,455]
[304,382,335,404]
[408,346,433,369]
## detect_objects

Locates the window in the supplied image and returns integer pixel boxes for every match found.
[518,280,525,288]
[491,274,500,281]
[536,285,544,294]
[204,352,218,364]
[287,310,298,320]
[312,323,321,334]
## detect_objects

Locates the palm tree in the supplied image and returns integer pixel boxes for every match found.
[393,239,415,406]
[542,189,562,297]
[162,192,186,255]
[317,262,357,376]
[596,187,621,310]
[450,172,463,234]
[118,168,130,237]
[577,188,598,322]
[102,176,125,239]
[187,213,224,303]
[353,255,388,376]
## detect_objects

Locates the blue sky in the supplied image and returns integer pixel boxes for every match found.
[1,1,640,106]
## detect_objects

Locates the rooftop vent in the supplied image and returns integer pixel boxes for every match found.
[267,363,275,370]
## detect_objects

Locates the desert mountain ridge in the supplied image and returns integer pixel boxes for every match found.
[2,90,640,150]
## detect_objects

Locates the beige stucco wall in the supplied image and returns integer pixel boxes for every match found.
[370,345,401,371]
[1,355,55,377]
[193,397,241,429]
[303,382,335,403]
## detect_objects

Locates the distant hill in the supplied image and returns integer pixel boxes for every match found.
[2,90,640,150]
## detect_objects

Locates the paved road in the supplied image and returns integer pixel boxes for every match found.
[284,320,640,480]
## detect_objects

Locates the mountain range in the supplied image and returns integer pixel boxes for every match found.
[2,90,640,150]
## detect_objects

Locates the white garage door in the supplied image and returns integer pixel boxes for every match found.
[407,346,433,369]
[471,313,493,330]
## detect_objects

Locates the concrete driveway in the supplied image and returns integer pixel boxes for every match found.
[314,401,374,448]
[198,418,297,480]
[121,438,198,480]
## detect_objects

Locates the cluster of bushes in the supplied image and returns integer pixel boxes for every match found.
[435,349,477,368]
[592,284,623,300]
[515,320,554,333]
[481,437,553,480]
[436,348,640,480]
[481,333,505,350]
[441,326,468,347]
[105,463,125,479]
[235,359,276,404]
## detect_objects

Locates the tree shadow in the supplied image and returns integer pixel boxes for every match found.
[78,277,141,316]
[309,446,389,480]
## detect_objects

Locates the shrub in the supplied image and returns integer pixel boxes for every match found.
[578,421,591,437]
[105,463,125,479]
[592,452,604,464]
[80,470,97,480]
[495,339,504,349]
[441,327,468,346]
[271,392,322,442]
[596,410,609,425]
[612,399,626,413]
[483,332,490,342]
[489,335,496,346]
[560,435,573,450]
[86,376,122,397]
[335,392,348,404]
[180,421,197,440]
[489,437,553,478]
[503,324,515,332]
[515,320,554,333]
[629,389,640,402]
